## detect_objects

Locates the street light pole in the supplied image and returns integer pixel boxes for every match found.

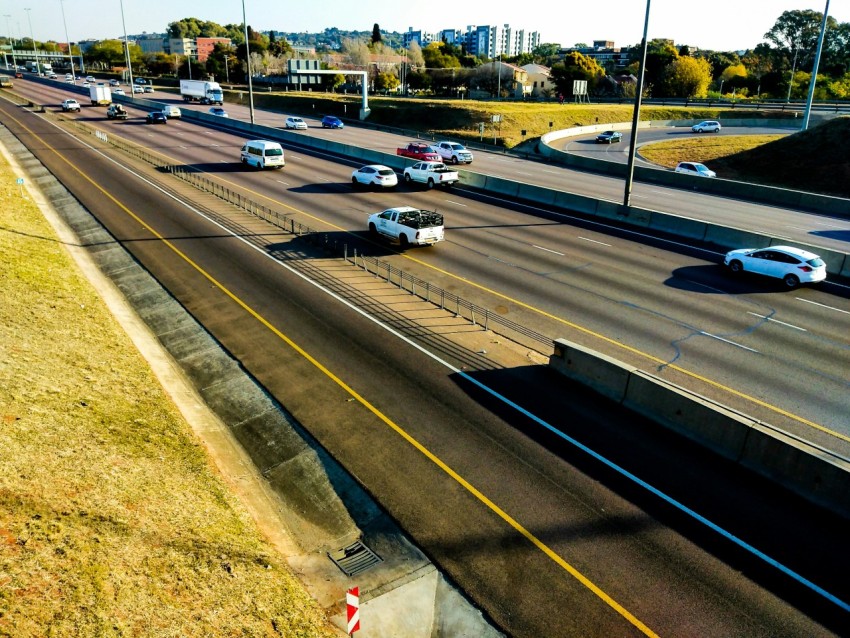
[59,0,76,84]
[623,0,651,208]
[24,8,40,74]
[118,0,134,92]
[802,0,830,131]
[4,15,17,70]
[241,0,255,124]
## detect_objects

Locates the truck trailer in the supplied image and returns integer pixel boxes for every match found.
[179,80,224,105]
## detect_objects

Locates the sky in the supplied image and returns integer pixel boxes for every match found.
[3,0,848,53]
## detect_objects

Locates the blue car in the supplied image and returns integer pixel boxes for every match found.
[321,115,344,129]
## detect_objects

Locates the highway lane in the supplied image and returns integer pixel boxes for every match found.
[11,79,849,451]
[18,75,850,254]
[3,94,849,637]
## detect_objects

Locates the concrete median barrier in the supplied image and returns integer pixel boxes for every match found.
[548,339,850,518]
[648,211,709,241]
[739,423,850,519]
[622,371,752,460]
[549,339,634,403]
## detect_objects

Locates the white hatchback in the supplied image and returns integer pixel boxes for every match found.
[724,245,827,288]
[285,116,307,130]
[692,120,721,133]
[351,164,398,189]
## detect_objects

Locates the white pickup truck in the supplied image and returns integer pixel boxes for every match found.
[435,141,474,164]
[402,162,459,189]
[367,207,444,247]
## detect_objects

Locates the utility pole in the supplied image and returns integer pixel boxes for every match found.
[623,0,651,208]
[59,0,75,84]
[4,15,18,70]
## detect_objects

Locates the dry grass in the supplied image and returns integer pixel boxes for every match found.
[638,135,787,168]
[0,154,337,636]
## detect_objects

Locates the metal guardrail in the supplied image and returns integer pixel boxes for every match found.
[52,110,553,352]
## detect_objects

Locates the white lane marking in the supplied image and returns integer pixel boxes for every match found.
[699,331,758,352]
[796,297,850,315]
[786,225,813,231]
[542,169,560,175]
[577,236,611,247]
[810,220,846,228]
[516,171,535,176]
[38,115,850,614]
[533,245,565,256]
[747,312,807,331]
[445,200,467,207]
[179,145,188,149]
[276,180,290,185]
[210,144,220,147]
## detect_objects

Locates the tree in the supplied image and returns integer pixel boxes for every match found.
[85,40,127,69]
[532,42,560,62]
[421,42,461,69]
[549,51,605,96]
[630,39,679,88]
[168,18,228,39]
[374,71,399,92]
[764,10,835,72]
[371,23,382,46]
[658,55,712,97]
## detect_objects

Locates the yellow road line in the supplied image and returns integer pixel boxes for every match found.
[105,124,847,445]
[4,106,660,636]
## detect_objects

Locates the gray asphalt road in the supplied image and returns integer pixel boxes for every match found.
[3,94,849,638]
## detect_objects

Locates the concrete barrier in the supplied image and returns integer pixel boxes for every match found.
[703,225,772,251]
[547,338,850,518]
[739,423,850,518]
[622,370,753,460]
[548,339,634,403]
[648,211,709,241]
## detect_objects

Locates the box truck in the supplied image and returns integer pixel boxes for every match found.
[179,79,224,105]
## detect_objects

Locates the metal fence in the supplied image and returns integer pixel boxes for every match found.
[55,111,553,352]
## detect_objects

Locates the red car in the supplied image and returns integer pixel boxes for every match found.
[396,142,441,162]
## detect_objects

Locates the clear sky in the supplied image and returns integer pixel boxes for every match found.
[4,0,847,53]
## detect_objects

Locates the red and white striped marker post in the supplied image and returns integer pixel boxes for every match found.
[347,586,360,636]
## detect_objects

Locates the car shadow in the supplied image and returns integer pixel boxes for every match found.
[811,230,850,243]
[665,265,802,294]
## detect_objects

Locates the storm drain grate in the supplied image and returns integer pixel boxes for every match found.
[328,540,383,576]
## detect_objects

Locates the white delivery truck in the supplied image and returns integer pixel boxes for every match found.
[89,84,112,106]
[179,79,224,105]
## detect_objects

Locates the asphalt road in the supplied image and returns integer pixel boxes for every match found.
[16,77,850,447]
[2,87,849,636]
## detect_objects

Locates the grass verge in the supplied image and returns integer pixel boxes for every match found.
[638,135,787,168]
[0,149,337,636]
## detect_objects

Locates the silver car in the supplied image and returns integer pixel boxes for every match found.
[675,162,716,178]
[692,120,721,133]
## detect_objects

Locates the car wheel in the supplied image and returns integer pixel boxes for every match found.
[399,234,409,248]
[451,156,459,165]
[369,223,377,236]
[404,173,412,183]
[783,274,800,288]
[728,260,743,274]
[352,177,359,188]
[427,178,435,189]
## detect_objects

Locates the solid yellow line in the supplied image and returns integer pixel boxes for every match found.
[6,105,661,636]
[133,132,844,445]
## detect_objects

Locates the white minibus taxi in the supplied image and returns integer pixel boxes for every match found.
[240,140,285,169]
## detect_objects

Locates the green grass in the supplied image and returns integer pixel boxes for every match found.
[638,135,787,168]
[0,153,337,636]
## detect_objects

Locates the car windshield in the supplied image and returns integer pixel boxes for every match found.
[451,144,464,150]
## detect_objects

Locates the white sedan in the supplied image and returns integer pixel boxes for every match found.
[724,245,827,288]
[675,162,716,178]
[285,116,307,130]
[351,165,398,189]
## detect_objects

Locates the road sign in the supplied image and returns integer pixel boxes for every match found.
[347,587,360,635]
